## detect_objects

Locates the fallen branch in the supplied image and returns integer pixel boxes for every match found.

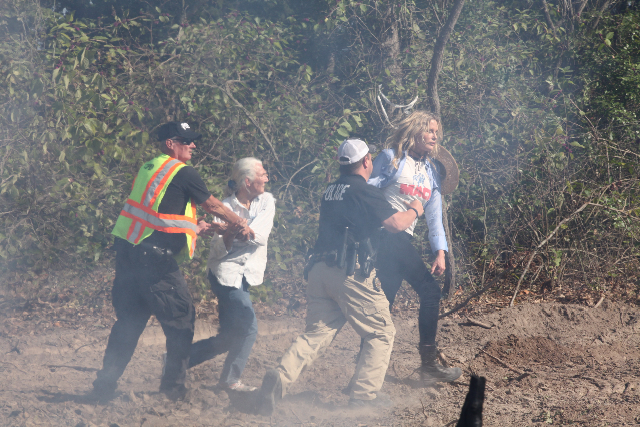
[420,399,430,421]
[290,408,303,423]
[0,361,27,374]
[439,270,510,319]
[438,349,452,367]
[480,349,524,376]
[593,295,605,309]
[509,251,537,308]
[74,340,101,353]
[464,318,493,329]
[576,375,604,389]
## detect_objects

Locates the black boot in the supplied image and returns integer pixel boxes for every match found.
[419,344,462,383]
[257,369,282,416]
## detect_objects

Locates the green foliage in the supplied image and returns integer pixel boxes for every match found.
[1,0,639,300]
[249,278,282,304]
[0,1,348,284]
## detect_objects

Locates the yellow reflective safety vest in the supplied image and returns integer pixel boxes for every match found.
[112,154,197,263]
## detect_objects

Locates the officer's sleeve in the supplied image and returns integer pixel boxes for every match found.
[361,184,397,225]
[176,166,212,205]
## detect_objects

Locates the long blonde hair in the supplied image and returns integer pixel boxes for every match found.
[385,111,442,168]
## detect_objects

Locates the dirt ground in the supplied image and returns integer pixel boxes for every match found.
[2,281,640,426]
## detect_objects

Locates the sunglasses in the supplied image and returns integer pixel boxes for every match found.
[169,137,192,145]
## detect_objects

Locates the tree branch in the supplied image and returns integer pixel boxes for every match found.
[439,269,510,319]
[590,0,612,31]
[426,0,466,117]
[542,0,558,37]
[224,80,280,162]
[509,201,590,307]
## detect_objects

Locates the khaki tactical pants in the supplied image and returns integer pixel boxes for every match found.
[277,262,396,400]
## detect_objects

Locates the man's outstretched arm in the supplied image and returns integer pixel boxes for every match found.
[200,195,255,240]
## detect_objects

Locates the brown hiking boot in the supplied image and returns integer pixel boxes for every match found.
[419,344,462,383]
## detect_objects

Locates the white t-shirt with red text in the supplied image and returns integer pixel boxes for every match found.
[382,156,432,235]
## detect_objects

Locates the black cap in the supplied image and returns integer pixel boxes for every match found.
[157,122,202,142]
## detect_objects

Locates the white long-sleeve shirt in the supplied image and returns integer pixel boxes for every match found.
[207,192,275,288]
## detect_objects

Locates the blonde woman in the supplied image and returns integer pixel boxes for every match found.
[368,111,462,383]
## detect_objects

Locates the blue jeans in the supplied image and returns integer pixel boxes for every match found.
[188,271,258,386]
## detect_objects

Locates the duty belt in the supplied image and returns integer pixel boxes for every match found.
[312,251,338,267]
[136,241,174,258]
[303,251,338,281]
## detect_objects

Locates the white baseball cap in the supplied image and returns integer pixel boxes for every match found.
[337,138,374,165]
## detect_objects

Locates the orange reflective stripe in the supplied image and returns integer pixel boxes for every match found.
[189,199,197,256]
[142,158,182,207]
[158,212,197,222]
[134,224,144,244]
[123,198,197,243]
[113,155,198,262]
[121,211,197,240]
[125,199,197,224]
[141,157,173,206]
[125,158,173,241]
[147,162,183,208]
[126,219,137,240]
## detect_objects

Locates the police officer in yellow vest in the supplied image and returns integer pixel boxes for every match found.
[92,122,253,400]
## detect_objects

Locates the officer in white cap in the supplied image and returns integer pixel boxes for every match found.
[256,138,425,414]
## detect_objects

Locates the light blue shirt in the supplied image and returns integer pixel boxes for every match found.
[368,148,448,254]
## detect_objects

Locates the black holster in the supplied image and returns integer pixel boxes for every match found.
[303,254,316,281]
[358,238,376,278]
[303,251,337,281]
[345,242,358,276]
[336,226,349,269]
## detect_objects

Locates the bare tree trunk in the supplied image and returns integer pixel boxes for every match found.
[541,0,558,36]
[327,52,335,75]
[426,0,466,117]
[425,0,465,297]
[575,0,589,21]
[591,0,613,30]
[441,196,456,298]
[381,4,402,83]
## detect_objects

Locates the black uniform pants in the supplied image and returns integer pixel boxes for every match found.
[94,240,195,393]
[375,230,441,346]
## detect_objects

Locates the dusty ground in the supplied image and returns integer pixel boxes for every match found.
[2,283,640,426]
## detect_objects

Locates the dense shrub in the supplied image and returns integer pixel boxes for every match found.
[1,0,639,302]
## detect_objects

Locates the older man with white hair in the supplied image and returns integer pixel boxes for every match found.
[188,157,274,392]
